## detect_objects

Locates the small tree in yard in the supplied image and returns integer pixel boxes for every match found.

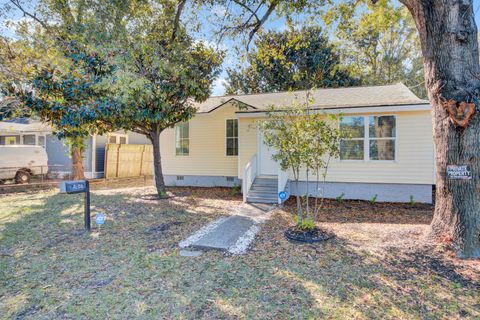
[4,41,113,180]
[258,93,341,232]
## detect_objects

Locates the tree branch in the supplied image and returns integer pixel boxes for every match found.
[246,1,278,50]
[172,0,187,42]
[231,0,260,23]
[9,0,50,30]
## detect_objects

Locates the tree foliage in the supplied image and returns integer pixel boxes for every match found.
[323,0,425,98]
[12,41,114,178]
[258,94,341,228]
[1,0,223,194]
[65,1,224,196]
[226,26,358,94]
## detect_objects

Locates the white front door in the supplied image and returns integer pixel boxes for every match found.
[258,131,277,175]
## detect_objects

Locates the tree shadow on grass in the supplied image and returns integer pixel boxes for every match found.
[0,190,223,319]
[199,210,479,319]
[1,190,478,319]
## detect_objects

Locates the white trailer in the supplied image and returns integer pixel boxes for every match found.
[0,146,48,183]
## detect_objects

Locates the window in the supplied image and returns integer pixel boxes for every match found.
[226,119,238,156]
[175,122,189,156]
[5,136,17,145]
[340,115,396,161]
[369,115,396,160]
[38,135,45,147]
[340,116,365,160]
[23,135,36,145]
[108,134,128,144]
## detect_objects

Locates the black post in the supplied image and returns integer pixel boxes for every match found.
[84,180,91,231]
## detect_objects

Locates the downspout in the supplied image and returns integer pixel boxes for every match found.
[91,134,96,179]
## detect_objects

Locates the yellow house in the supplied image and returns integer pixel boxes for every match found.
[159,83,434,204]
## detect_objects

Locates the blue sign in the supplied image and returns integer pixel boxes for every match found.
[278,191,287,200]
[95,213,106,225]
[60,180,87,194]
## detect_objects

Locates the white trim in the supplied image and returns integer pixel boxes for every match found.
[174,122,190,156]
[339,115,397,162]
[225,118,238,157]
[237,117,242,178]
[235,104,431,118]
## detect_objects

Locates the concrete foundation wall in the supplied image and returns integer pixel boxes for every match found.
[164,175,241,188]
[288,181,433,204]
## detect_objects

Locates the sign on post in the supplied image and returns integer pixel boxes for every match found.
[60,180,87,194]
[446,165,472,180]
[59,180,91,231]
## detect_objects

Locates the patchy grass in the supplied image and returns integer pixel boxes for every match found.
[0,185,479,319]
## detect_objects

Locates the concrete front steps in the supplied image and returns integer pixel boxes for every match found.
[247,175,278,204]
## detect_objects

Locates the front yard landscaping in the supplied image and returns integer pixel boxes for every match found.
[1,185,479,319]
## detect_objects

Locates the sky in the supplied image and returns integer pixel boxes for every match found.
[206,0,480,96]
[2,0,480,97]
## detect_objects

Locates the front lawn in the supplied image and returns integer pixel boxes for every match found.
[1,185,479,319]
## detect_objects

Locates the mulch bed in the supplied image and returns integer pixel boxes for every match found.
[282,197,433,225]
[284,226,335,243]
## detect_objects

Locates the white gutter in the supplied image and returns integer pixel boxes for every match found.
[235,104,431,118]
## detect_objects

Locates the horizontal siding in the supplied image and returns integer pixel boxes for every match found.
[321,111,434,184]
[160,104,238,177]
[158,105,434,185]
[239,110,434,185]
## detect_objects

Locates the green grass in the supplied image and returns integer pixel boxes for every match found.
[0,187,479,319]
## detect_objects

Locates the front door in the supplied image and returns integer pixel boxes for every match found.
[258,131,277,175]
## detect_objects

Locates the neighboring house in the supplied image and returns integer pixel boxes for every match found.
[158,83,435,203]
[0,118,150,178]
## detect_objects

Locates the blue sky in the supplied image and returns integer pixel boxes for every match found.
[2,0,480,96]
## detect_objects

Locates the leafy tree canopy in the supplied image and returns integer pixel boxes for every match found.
[225,26,358,95]
[322,0,426,98]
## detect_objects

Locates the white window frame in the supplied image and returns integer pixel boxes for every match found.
[339,115,397,162]
[107,133,129,144]
[225,118,239,157]
[339,116,366,162]
[367,115,397,162]
[22,134,37,146]
[175,122,189,156]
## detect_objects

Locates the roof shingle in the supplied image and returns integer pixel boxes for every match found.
[194,83,428,113]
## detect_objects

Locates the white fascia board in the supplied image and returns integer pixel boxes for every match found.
[235,104,431,118]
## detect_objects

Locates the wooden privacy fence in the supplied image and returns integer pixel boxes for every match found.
[105,144,153,178]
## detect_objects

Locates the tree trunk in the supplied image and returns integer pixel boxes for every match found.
[149,130,167,198]
[401,0,480,258]
[71,147,85,180]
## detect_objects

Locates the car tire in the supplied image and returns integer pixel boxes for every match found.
[15,171,31,184]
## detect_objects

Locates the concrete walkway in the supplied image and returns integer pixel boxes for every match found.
[179,203,275,255]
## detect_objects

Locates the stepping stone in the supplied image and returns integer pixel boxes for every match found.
[180,215,260,254]
[179,250,203,257]
[191,216,255,251]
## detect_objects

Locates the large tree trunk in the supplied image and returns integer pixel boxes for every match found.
[401,0,480,258]
[71,147,85,180]
[149,130,167,198]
